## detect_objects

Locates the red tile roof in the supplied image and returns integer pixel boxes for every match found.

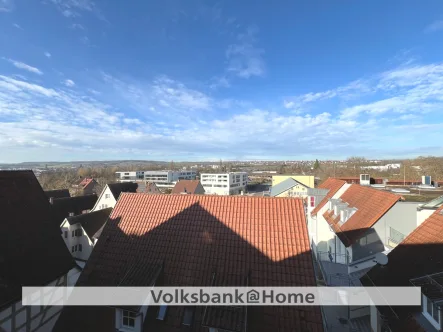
[310,178,346,216]
[360,206,443,330]
[323,185,401,247]
[171,180,204,194]
[54,194,324,332]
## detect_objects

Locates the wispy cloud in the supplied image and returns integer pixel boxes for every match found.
[13,23,23,29]
[80,36,91,45]
[424,20,443,33]
[0,0,14,12]
[4,58,43,75]
[209,76,230,89]
[63,79,75,87]
[44,52,51,58]
[46,0,107,22]
[70,23,85,30]
[226,25,265,79]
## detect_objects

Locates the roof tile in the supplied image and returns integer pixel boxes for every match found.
[323,184,401,247]
[54,194,323,332]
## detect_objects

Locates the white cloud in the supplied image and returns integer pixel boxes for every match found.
[4,58,43,75]
[63,79,75,87]
[13,23,23,29]
[70,23,85,29]
[209,76,230,89]
[425,20,443,33]
[226,25,265,78]
[44,52,51,58]
[123,118,143,125]
[2,60,443,161]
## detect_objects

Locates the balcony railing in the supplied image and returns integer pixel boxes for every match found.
[388,227,406,246]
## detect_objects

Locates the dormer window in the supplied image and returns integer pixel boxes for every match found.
[122,310,136,328]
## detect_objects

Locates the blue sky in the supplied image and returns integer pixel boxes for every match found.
[1,0,443,162]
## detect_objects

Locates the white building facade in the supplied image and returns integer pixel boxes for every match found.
[115,171,145,182]
[116,170,197,188]
[143,170,197,188]
[200,172,248,195]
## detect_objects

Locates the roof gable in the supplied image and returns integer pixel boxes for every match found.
[107,182,138,200]
[0,170,75,310]
[310,178,346,216]
[171,180,204,194]
[324,184,401,247]
[270,177,306,196]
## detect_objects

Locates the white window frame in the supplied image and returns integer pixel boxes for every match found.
[105,193,110,199]
[423,294,441,330]
[122,310,136,328]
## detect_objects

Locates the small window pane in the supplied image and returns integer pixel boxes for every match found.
[157,305,167,320]
[427,297,433,316]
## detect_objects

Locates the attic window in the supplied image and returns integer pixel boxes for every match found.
[182,307,194,326]
[122,310,136,328]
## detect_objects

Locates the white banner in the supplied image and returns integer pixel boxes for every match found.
[22,286,421,306]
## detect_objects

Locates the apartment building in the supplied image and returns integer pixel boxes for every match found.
[115,170,197,188]
[200,172,248,195]
[115,171,145,182]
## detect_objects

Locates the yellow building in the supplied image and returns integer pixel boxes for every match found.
[272,175,314,188]
[270,178,310,197]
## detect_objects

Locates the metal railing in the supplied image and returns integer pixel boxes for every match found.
[388,227,406,245]
[317,250,351,265]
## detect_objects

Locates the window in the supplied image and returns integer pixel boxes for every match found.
[182,307,194,326]
[105,194,110,199]
[74,245,77,252]
[72,230,75,237]
[157,305,167,320]
[122,310,136,328]
[64,231,68,238]
[78,244,82,252]
[71,246,74,253]
[75,229,83,237]
[423,294,440,329]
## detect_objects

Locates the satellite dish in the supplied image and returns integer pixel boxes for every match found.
[374,252,388,266]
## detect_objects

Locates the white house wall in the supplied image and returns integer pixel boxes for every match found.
[309,183,351,259]
[61,220,95,261]
[93,186,117,211]
[417,209,434,227]
[371,202,422,250]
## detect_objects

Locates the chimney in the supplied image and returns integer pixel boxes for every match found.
[49,197,54,204]
[69,212,75,217]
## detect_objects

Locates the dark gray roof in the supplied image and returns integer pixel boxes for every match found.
[44,189,71,199]
[66,208,112,239]
[0,170,75,310]
[51,194,98,224]
[107,182,138,200]
[270,178,306,197]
